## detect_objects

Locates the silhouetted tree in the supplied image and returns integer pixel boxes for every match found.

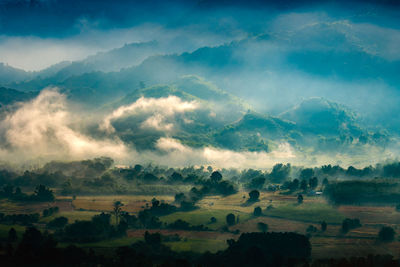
[309,177,318,189]
[210,171,222,183]
[378,226,395,242]
[297,194,303,204]
[321,221,327,232]
[300,179,308,191]
[289,178,299,191]
[144,231,161,246]
[253,206,262,216]
[300,168,314,180]
[113,201,124,225]
[257,222,268,232]
[8,227,17,242]
[226,213,235,226]
[248,190,260,202]
[47,216,68,229]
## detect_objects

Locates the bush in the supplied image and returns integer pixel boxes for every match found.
[306,225,317,234]
[341,218,361,233]
[257,222,268,232]
[47,216,68,229]
[378,226,395,242]
[321,221,327,232]
[297,194,303,204]
[248,190,260,202]
[253,206,262,216]
[226,213,235,226]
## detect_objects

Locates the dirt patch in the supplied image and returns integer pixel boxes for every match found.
[338,205,400,225]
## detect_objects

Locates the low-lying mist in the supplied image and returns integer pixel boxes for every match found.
[0,89,397,170]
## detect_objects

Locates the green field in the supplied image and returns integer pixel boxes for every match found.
[1,192,399,259]
[160,208,253,230]
[265,202,345,224]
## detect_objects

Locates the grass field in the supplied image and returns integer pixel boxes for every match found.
[0,224,26,240]
[72,195,175,213]
[265,202,345,224]
[1,191,399,259]
[160,208,253,230]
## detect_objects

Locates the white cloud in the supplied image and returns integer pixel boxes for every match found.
[100,96,198,133]
[0,89,128,162]
[153,137,296,169]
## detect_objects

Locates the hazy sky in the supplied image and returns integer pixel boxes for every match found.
[0,0,399,71]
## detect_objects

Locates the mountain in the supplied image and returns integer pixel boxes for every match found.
[0,63,33,86]
[279,97,390,149]
[103,76,252,150]
[37,41,160,83]
[210,111,297,151]
[0,87,37,108]
[2,41,160,89]
[279,97,361,136]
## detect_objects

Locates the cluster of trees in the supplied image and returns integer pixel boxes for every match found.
[3,158,400,198]
[56,212,127,243]
[0,184,54,202]
[166,219,209,231]
[46,216,68,229]
[0,213,39,225]
[341,218,362,233]
[42,206,59,217]
[325,180,400,204]
[282,176,321,192]
[1,225,397,266]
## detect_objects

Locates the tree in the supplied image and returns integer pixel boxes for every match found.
[248,190,260,202]
[47,216,68,229]
[289,179,299,191]
[257,222,268,232]
[378,226,395,242]
[8,227,17,242]
[210,171,222,183]
[113,201,124,225]
[226,213,235,226]
[300,179,308,191]
[300,168,314,180]
[144,231,161,246]
[33,185,54,201]
[321,221,327,232]
[170,172,183,183]
[322,177,329,188]
[269,163,291,183]
[174,193,185,203]
[247,176,266,190]
[341,218,361,233]
[306,225,317,234]
[309,177,318,189]
[253,206,262,216]
[297,194,303,204]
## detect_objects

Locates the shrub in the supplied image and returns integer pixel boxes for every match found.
[257,222,268,232]
[226,213,236,226]
[378,226,395,242]
[47,216,68,229]
[253,206,262,216]
[248,190,260,202]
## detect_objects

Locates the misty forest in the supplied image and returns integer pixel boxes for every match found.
[1,0,400,266]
